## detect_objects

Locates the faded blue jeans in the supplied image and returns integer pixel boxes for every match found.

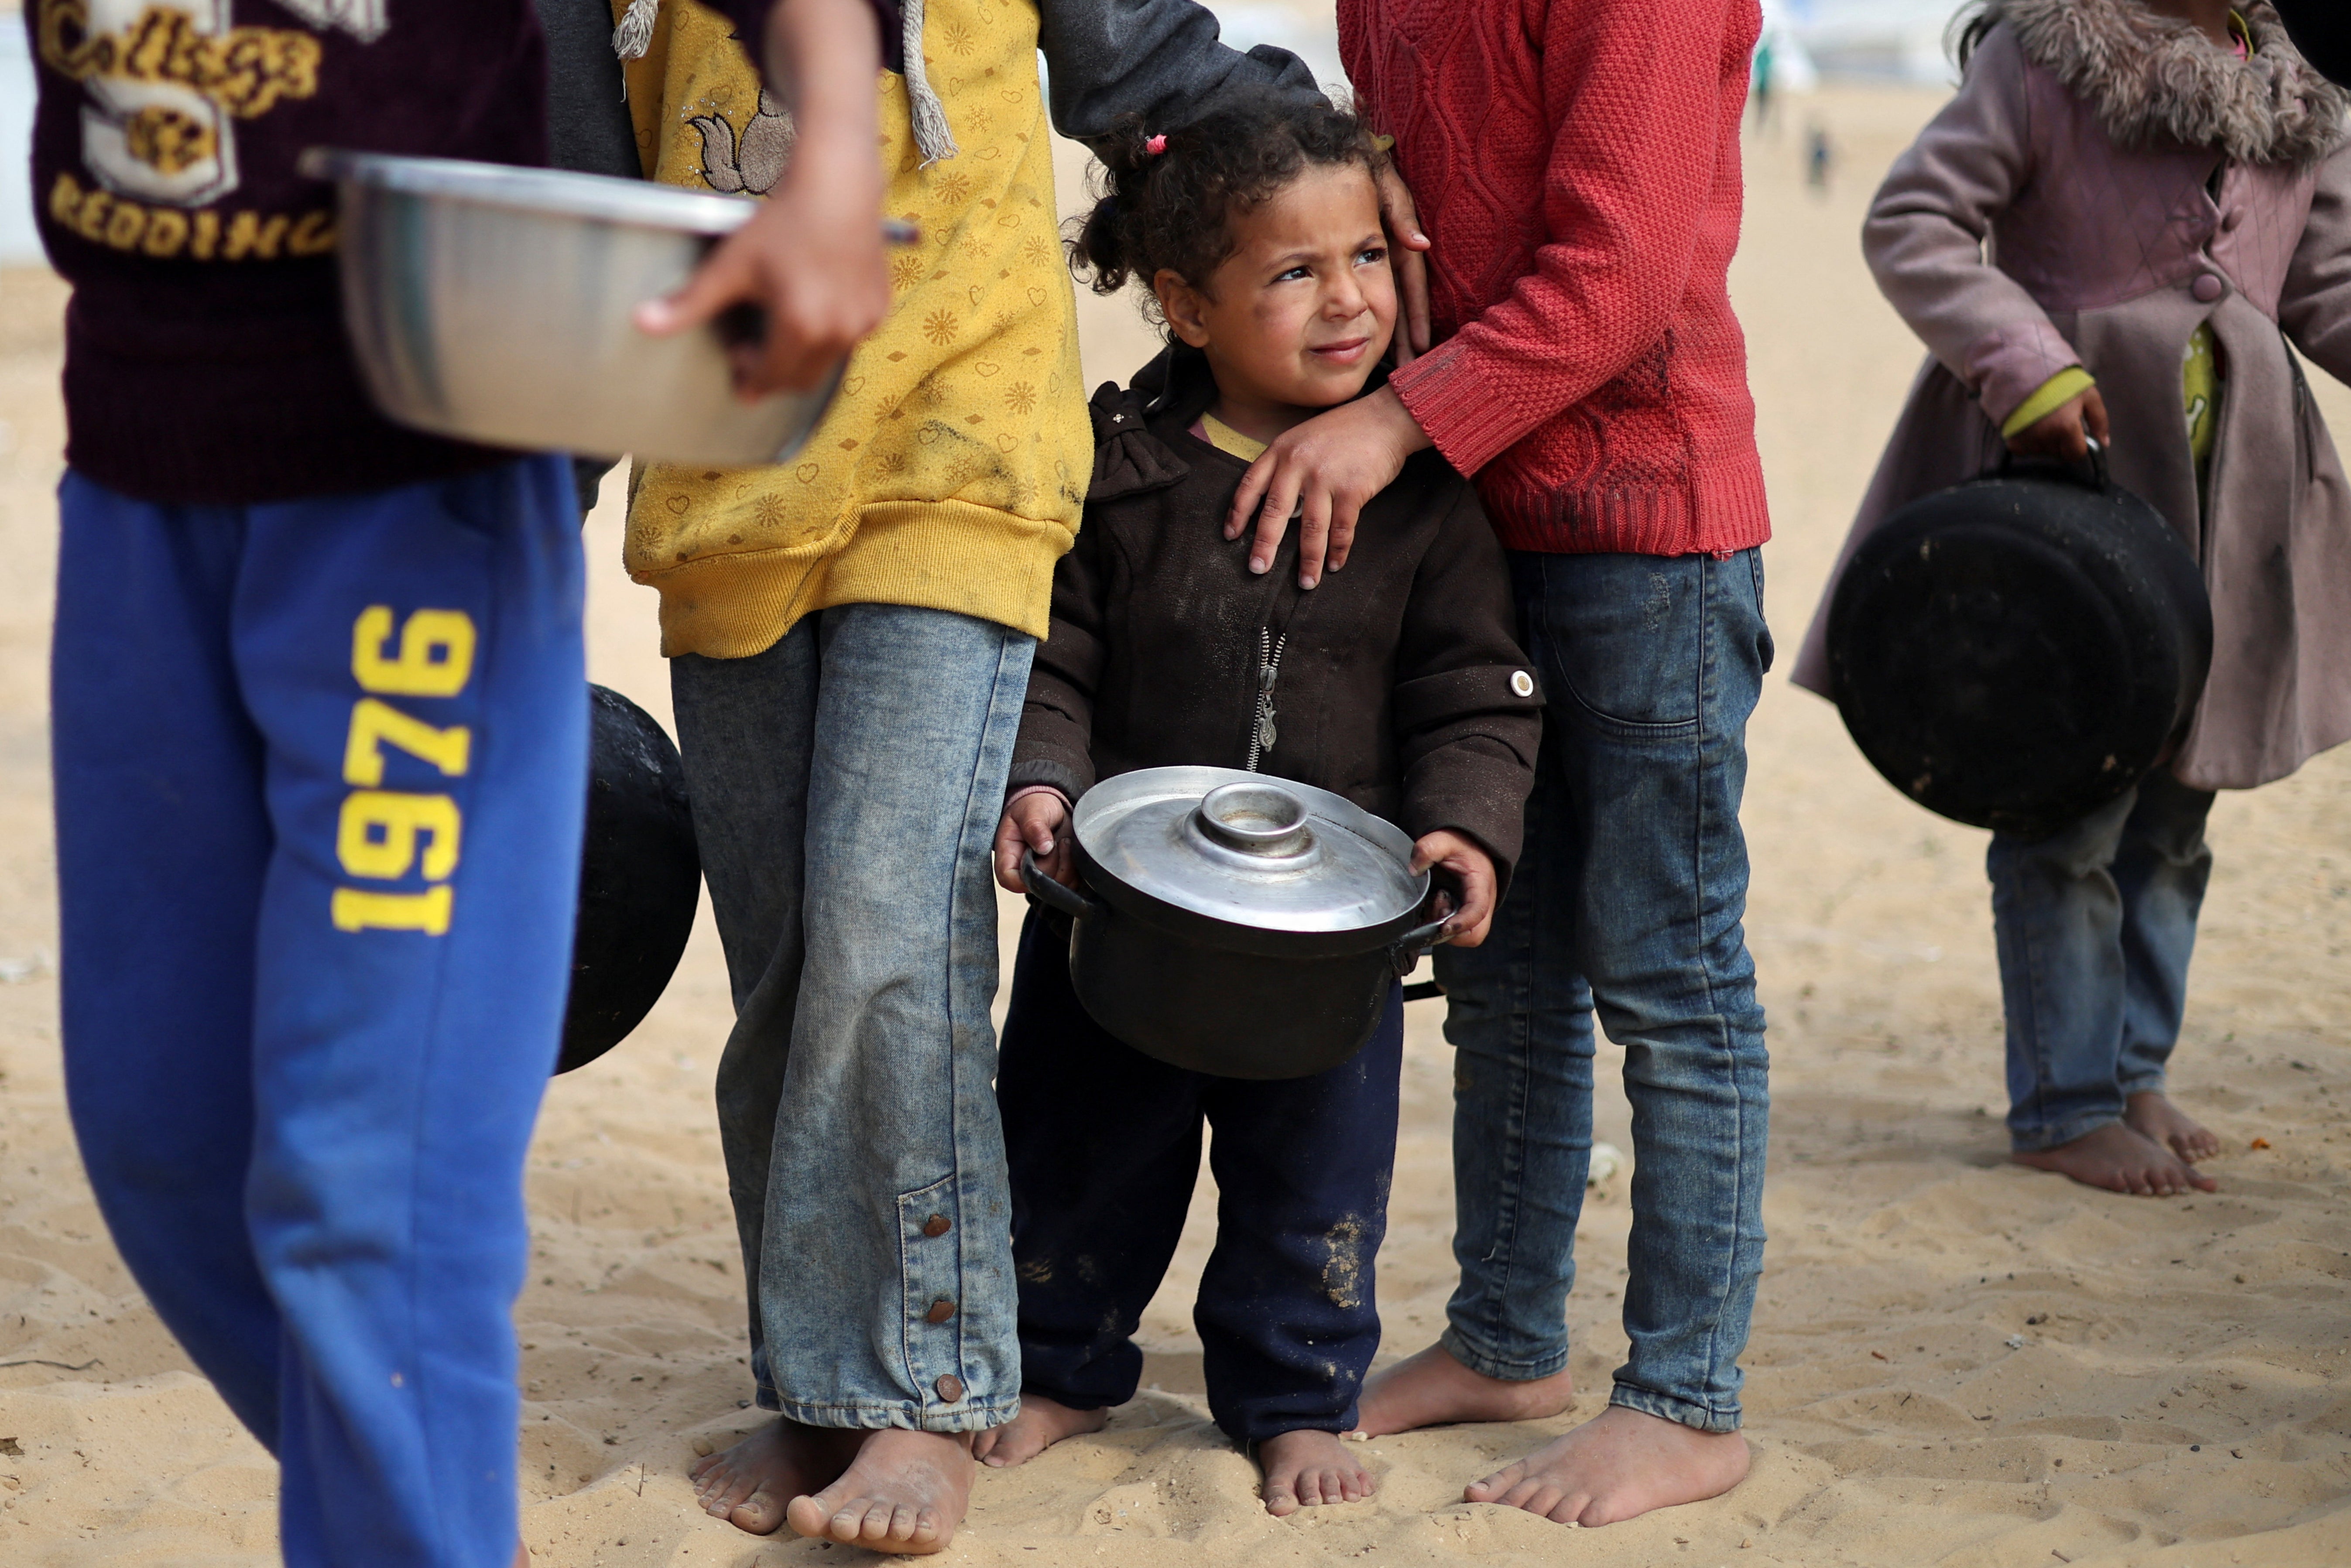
[671,604,1034,1432]
[1990,773,2216,1152]
[1433,548,1772,1434]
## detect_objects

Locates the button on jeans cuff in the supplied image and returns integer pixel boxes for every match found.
[1609,1383,1741,1436]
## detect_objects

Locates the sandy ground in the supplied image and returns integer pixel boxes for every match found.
[2,81,2350,1568]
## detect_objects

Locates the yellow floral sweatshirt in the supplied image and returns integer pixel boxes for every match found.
[616,0,1090,656]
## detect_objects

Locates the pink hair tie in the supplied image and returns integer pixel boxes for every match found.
[1145,134,1168,156]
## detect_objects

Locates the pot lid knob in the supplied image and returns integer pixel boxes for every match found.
[1192,781,1314,859]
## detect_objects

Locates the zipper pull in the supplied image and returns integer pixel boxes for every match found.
[1251,630,1281,759]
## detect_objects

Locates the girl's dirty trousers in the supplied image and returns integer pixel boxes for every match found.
[997,907,1405,1445]
[51,458,588,1568]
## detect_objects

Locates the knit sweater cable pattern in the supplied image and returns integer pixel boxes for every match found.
[1339,0,1773,557]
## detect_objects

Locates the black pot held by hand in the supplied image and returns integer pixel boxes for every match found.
[1826,450,2212,842]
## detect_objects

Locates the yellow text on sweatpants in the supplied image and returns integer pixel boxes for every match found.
[330,607,475,935]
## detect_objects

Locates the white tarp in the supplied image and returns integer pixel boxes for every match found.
[1758,0,1823,94]
[1787,0,1971,85]
[1207,2,1345,96]
[2,24,38,264]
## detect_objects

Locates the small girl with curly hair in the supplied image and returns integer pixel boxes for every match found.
[973,91,1543,1514]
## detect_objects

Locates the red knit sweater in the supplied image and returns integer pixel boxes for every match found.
[1339,0,1772,556]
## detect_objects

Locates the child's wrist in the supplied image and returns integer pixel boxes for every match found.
[1366,384,1435,455]
[1007,783,1072,811]
[775,143,883,212]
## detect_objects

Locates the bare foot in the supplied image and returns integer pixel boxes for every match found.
[1258,1428,1378,1517]
[1466,1404,1748,1527]
[2013,1120,2215,1196]
[1349,1341,1575,1438]
[2125,1090,2223,1165]
[689,1418,855,1536]
[971,1394,1108,1468]
[785,1428,973,1555]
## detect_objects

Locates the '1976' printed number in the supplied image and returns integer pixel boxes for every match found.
[330,607,475,935]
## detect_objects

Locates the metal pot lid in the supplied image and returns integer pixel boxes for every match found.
[1072,766,1427,935]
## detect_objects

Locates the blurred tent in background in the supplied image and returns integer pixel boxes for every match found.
[1784,0,1967,86]
[3,22,36,265]
[1202,3,1345,95]
[1758,0,1823,96]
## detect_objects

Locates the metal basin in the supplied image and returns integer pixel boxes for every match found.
[301,150,840,466]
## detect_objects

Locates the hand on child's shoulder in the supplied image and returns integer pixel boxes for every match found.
[1226,385,1433,589]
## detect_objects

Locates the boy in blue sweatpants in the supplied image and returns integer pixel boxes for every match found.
[28,0,896,1561]
[53,462,589,1563]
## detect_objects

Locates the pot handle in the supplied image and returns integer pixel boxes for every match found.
[708,220,923,350]
[1021,850,1104,922]
[1994,435,2111,492]
[1389,915,1454,978]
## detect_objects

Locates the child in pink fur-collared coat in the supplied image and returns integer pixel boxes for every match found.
[1794,0,2351,1198]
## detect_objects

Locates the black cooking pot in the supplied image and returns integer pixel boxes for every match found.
[2274,1,2351,87]
[1021,768,1450,1080]
[1826,447,2212,841]
[557,685,700,1073]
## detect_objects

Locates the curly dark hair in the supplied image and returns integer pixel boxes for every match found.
[1069,91,1386,325]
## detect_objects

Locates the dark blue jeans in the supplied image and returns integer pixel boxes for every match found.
[1990,772,2215,1151]
[997,909,1403,1445]
[1433,548,1772,1435]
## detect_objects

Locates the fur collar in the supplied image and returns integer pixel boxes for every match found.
[1985,0,2349,165]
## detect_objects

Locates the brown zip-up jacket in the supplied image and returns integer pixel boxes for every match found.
[1009,346,1543,885]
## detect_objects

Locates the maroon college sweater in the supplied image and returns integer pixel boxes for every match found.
[25,0,792,506]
